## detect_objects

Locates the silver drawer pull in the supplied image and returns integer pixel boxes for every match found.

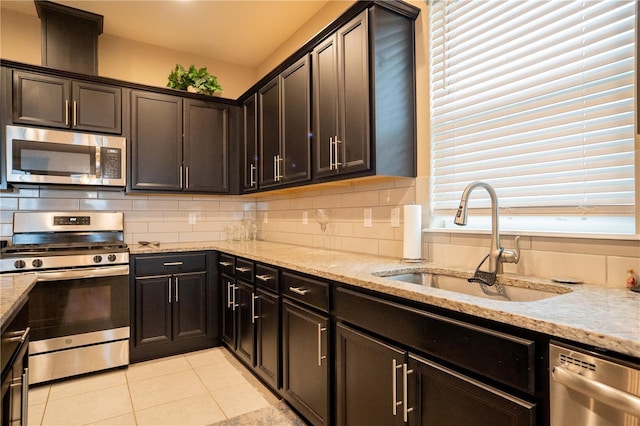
[289,286,309,295]
[6,327,30,343]
[219,261,232,266]
[163,261,183,266]
[256,274,272,281]
[236,267,251,273]
[317,324,327,366]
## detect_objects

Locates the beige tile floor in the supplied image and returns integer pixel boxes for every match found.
[27,347,297,426]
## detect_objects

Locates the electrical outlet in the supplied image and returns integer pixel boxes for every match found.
[188,212,197,225]
[364,208,373,228]
[303,211,308,225]
[391,207,400,227]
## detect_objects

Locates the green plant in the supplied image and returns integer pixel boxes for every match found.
[167,64,222,95]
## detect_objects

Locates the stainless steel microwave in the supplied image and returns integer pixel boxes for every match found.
[6,125,126,187]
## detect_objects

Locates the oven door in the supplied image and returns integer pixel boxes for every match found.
[28,265,129,345]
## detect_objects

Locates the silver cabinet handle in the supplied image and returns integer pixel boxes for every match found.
[251,294,259,324]
[22,368,29,425]
[334,136,342,169]
[65,100,69,125]
[392,359,403,416]
[403,364,414,422]
[168,277,172,304]
[6,327,30,343]
[179,166,183,188]
[236,267,251,273]
[273,155,279,182]
[232,284,239,310]
[552,365,640,417]
[226,281,231,308]
[256,274,272,282]
[185,166,189,189]
[219,261,233,267]
[73,101,78,127]
[163,262,183,266]
[289,286,309,295]
[317,323,327,366]
[250,163,257,187]
[329,136,335,170]
[175,276,179,302]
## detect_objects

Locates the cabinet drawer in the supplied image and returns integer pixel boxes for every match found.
[335,287,535,394]
[218,254,236,276]
[255,264,279,292]
[135,253,207,275]
[282,271,329,312]
[235,258,254,282]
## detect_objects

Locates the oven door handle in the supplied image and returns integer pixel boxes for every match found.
[35,265,130,281]
[552,365,640,417]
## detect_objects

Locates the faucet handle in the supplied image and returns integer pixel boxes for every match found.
[501,235,520,264]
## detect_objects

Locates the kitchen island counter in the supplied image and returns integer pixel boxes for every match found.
[131,240,640,359]
[0,273,36,329]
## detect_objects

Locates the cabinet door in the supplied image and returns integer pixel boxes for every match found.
[183,99,228,193]
[71,81,122,134]
[336,323,406,426]
[221,275,236,349]
[130,91,182,191]
[312,34,340,178]
[280,55,311,185]
[235,280,256,367]
[12,71,70,129]
[243,94,258,192]
[282,299,329,426]
[408,354,536,426]
[258,77,280,188]
[337,11,370,174]
[173,271,208,341]
[134,275,172,347]
[256,288,279,390]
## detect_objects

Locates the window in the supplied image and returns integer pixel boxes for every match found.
[429,0,636,236]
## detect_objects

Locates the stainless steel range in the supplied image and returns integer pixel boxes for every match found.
[0,211,130,384]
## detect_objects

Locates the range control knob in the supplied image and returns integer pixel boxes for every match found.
[107,254,117,262]
[32,259,43,268]
[14,260,26,269]
[93,255,103,264]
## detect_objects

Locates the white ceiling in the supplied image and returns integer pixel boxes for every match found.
[1,0,331,68]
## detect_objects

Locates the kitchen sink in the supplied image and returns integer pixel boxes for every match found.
[377,272,569,302]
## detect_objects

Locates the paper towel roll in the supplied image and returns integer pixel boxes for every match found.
[403,204,422,260]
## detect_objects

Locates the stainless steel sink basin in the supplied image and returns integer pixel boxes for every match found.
[378,272,568,302]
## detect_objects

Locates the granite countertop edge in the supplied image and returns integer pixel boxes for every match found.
[3,241,638,359]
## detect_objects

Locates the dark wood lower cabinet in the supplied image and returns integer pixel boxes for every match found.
[130,252,217,363]
[336,323,535,426]
[336,323,405,426]
[255,288,279,390]
[236,280,256,366]
[408,354,536,426]
[282,299,329,426]
[221,275,237,349]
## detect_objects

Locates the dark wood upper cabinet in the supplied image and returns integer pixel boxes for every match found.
[313,6,416,181]
[12,70,121,134]
[130,90,183,191]
[130,91,228,193]
[242,94,258,192]
[258,55,311,189]
[183,99,228,193]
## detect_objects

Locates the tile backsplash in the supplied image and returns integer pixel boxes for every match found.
[2,177,639,289]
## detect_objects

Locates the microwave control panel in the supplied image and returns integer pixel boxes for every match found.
[101,147,122,179]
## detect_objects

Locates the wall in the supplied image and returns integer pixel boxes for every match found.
[2,1,640,290]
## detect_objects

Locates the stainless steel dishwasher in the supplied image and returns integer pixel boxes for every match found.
[550,341,640,426]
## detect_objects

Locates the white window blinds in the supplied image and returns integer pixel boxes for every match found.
[429,0,636,235]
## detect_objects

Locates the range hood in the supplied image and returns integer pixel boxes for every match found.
[35,1,103,75]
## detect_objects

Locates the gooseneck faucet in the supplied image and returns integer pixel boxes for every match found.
[454,182,520,280]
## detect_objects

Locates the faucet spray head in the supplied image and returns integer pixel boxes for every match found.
[454,200,468,226]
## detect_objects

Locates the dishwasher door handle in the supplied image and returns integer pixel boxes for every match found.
[552,365,640,417]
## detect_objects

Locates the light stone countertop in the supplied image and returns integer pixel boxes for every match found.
[131,240,640,359]
[0,273,37,330]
